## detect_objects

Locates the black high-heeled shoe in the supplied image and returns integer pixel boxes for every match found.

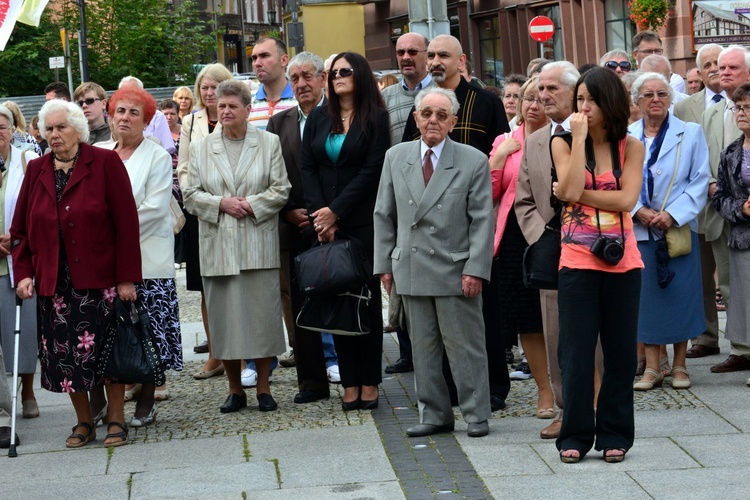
[342,399,360,411]
[360,398,378,410]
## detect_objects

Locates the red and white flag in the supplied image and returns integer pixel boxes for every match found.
[0,0,24,51]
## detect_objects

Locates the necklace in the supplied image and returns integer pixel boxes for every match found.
[54,147,81,169]
[341,112,353,122]
[54,150,79,162]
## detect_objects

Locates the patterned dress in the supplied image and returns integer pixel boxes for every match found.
[137,279,183,371]
[37,167,117,392]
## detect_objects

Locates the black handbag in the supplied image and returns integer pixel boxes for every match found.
[97,298,166,386]
[521,130,570,290]
[522,212,562,290]
[294,235,372,296]
[296,286,371,336]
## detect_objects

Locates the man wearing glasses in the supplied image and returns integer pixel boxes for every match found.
[632,30,686,93]
[73,82,110,145]
[374,87,494,438]
[382,33,434,146]
[699,45,750,373]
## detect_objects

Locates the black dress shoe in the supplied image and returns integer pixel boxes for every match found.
[490,395,506,411]
[467,420,489,437]
[193,340,209,354]
[385,358,414,374]
[0,427,19,448]
[361,398,379,410]
[686,344,720,358]
[257,393,278,412]
[342,399,360,412]
[294,391,329,404]
[220,392,247,413]
[406,423,455,437]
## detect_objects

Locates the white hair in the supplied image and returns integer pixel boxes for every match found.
[599,50,630,66]
[38,99,90,143]
[119,75,144,89]
[540,61,579,88]
[630,72,674,104]
[414,87,460,115]
[696,43,723,69]
[718,45,750,70]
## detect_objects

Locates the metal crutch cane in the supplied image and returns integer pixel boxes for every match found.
[8,295,21,457]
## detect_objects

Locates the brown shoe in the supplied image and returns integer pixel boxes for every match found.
[540,420,562,439]
[710,354,750,373]
[686,344,720,358]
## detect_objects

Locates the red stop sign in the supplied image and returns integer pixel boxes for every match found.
[529,16,555,43]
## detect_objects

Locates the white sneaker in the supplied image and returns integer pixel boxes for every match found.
[240,368,273,387]
[241,368,258,387]
[509,360,533,380]
[327,365,341,383]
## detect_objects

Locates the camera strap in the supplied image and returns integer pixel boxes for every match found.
[585,136,626,243]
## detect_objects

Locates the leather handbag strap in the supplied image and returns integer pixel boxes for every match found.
[659,138,683,213]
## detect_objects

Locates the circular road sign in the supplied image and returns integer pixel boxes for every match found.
[529,16,555,43]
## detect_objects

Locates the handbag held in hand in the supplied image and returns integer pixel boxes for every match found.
[296,286,371,336]
[294,236,372,296]
[97,298,165,386]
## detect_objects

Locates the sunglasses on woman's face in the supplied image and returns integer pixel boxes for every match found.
[604,60,631,72]
[329,68,354,80]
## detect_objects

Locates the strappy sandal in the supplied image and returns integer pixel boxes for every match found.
[603,448,627,463]
[104,421,129,448]
[66,422,96,448]
[559,449,582,463]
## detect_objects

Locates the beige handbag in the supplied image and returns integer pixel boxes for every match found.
[660,140,691,258]
[170,197,186,234]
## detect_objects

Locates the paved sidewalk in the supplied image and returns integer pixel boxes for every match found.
[2,272,748,498]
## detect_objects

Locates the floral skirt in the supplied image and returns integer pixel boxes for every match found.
[137,278,183,371]
[38,252,116,393]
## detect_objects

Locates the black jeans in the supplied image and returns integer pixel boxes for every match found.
[556,268,641,455]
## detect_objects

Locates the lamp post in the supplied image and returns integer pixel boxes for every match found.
[75,0,90,82]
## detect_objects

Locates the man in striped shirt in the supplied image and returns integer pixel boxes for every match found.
[248,37,298,130]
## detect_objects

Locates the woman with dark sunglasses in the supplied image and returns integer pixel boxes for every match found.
[599,50,632,76]
[300,52,391,411]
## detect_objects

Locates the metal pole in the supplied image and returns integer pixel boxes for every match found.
[65,34,74,97]
[213,0,220,61]
[465,0,476,79]
[239,0,248,72]
[78,0,89,82]
[426,0,434,40]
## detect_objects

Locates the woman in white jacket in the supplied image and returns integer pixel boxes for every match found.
[106,85,182,426]
[0,106,39,419]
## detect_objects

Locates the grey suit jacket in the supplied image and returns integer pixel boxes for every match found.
[373,138,493,296]
[674,89,705,124]
[702,100,736,240]
[514,125,557,245]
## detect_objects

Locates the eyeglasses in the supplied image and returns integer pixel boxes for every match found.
[639,91,670,101]
[77,97,101,107]
[635,48,664,56]
[729,104,750,114]
[396,48,426,57]
[418,109,452,122]
[604,60,631,72]
[523,97,543,105]
[329,68,354,80]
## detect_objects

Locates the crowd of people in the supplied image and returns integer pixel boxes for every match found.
[0,31,748,466]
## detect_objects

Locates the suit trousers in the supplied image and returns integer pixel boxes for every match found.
[282,249,329,395]
[696,233,720,341]
[331,276,383,389]
[556,268,641,454]
[403,294,491,425]
[701,225,750,355]
[0,342,10,428]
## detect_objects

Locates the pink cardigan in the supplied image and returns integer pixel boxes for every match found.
[489,123,526,257]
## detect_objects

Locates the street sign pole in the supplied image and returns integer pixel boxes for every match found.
[528,16,555,59]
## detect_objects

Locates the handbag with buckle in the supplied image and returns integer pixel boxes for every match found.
[97,298,165,385]
[294,233,372,296]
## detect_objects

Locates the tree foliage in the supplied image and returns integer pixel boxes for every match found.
[0,0,215,97]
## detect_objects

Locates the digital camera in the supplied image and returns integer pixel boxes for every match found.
[589,235,624,265]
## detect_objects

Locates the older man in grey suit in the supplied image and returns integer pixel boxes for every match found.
[674,43,727,359]
[699,45,750,372]
[374,87,493,438]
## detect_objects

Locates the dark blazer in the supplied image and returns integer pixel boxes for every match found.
[300,105,391,238]
[267,99,326,249]
[714,136,750,250]
[11,142,142,296]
